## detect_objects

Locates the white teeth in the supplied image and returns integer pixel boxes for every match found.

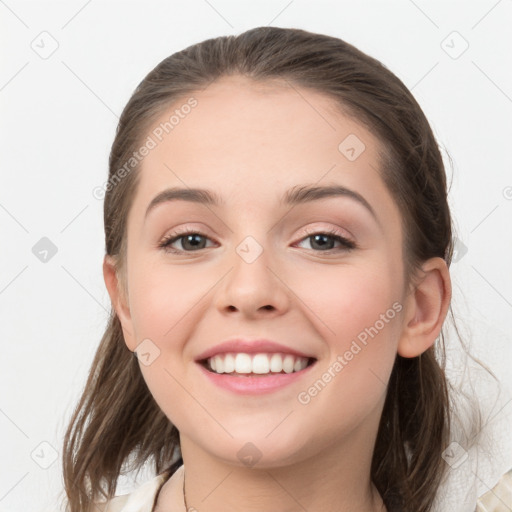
[224,353,235,373]
[282,354,295,374]
[269,353,283,373]
[235,353,252,373]
[213,355,224,373]
[252,354,270,374]
[293,357,303,372]
[206,352,310,375]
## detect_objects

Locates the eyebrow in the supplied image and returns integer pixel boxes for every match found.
[144,184,377,222]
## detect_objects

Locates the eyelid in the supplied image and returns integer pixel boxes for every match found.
[160,223,212,240]
[299,224,354,241]
[158,223,357,255]
[155,223,213,252]
[293,226,357,252]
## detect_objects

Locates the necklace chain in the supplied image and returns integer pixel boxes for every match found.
[183,472,188,512]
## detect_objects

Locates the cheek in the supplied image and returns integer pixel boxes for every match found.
[126,264,199,428]
[291,258,402,346]
[126,259,216,423]
[290,261,401,415]
[128,258,207,341]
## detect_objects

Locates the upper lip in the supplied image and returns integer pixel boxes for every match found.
[195,338,316,362]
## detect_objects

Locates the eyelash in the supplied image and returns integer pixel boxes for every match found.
[158,227,357,255]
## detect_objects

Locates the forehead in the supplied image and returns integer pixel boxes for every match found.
[131,75,394,218]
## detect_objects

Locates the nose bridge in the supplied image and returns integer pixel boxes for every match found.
[213,228,289,316]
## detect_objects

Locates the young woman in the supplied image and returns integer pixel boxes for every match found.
[61,26,511,512]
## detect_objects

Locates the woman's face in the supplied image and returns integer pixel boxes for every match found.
[111,75,411,468]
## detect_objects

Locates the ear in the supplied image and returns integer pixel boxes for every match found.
[103,255,137,352]
[397,257,452,358]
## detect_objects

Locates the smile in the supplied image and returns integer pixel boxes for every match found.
[197,353,317,395]
[203,352,314,376]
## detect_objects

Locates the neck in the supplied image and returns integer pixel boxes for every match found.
[182,467,385,512]
[176,425,386,512]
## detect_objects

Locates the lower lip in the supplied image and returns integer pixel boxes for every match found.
[196,361,316,395]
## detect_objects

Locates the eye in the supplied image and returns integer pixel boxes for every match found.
[158,230,216,254]
[158,227,356,255]
[294,228,356,253]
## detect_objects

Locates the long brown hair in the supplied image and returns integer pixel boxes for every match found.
[61,26,483,512]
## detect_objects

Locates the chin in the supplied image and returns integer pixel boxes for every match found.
[200,432,315,470]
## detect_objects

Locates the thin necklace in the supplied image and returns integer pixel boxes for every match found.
[182,472,188,512]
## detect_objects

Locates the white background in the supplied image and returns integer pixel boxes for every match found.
[1,1,511,510]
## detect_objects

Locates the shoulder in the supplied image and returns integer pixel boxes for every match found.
[89,471,170,512]
[476,467,512,511]
[89,494,130,512]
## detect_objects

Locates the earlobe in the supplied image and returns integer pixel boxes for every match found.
[103,255,127,316]
[397,257,452,358]
[103,255,136,351]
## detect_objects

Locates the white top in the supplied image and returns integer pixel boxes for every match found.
[95,465,512,512]
[95,465,184,512]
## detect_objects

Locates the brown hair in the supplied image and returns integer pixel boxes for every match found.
[61,26,482,512]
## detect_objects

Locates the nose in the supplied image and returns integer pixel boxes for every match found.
[213,237,291,320]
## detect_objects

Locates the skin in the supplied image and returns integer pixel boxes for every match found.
[104,75,451,512]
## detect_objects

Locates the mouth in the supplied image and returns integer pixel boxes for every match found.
[198,352,317,377]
